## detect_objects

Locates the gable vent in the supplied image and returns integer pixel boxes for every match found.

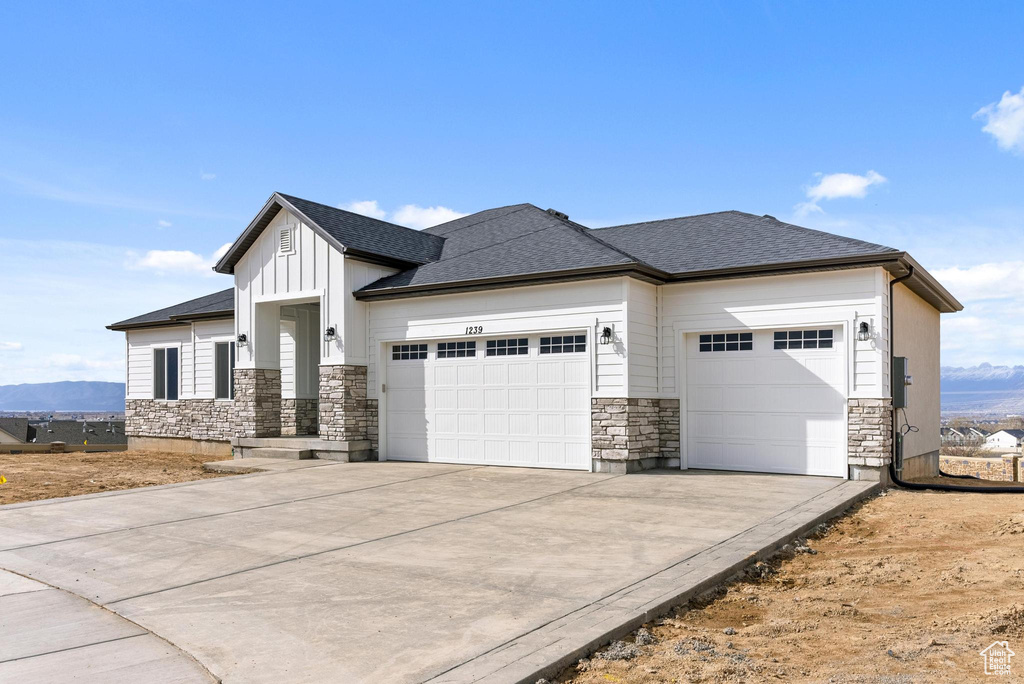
[279,226,295,254]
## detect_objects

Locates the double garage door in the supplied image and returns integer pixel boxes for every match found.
[685,327,847,477]
[385,333,591,470]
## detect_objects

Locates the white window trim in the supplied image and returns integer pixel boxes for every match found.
[152,343,182,402]
[213,338,236,401]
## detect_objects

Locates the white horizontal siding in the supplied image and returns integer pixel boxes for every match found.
[193,319,234,398]
[125,326,191,400]
[367,278,628,399]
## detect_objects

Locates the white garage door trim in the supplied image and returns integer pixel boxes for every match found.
[380,331,593,470]
[678,322,850,478]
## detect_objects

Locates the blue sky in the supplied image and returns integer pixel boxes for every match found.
[1,1,1022,384]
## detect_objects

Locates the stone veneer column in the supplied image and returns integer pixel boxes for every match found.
[233,368,281,438]
[318,365,369,442]
[847,398,893,483]
[658,399,681,467]
[591,398,661,474]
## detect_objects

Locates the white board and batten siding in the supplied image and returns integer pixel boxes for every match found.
[233,207,397,369]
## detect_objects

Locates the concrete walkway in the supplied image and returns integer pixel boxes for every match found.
[0,463,877,683]
[0,569,214,682]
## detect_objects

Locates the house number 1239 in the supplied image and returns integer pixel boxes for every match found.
[465,326,483,335]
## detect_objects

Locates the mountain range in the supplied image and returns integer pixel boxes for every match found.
[0,382,126,412]
[940,363,1024,415]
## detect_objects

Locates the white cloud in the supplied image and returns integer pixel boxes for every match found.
[795,170,887,217]
[392,205,468,230]
[0,342,22,351]
[200,172,217,181]
[932,261,1024,302]
[157,220,172,228]
[338,200,467,230]
[127,242,233,275]
[339,200,387,220]
[974,86,1024,154]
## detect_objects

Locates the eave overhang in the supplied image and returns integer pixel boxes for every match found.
[213,192,422,276]
[354,252,963,313]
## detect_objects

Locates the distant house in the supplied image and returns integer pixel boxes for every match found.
[0,418,127,447]
[31,420,127,446]
[940,427,969,445]
[984,429,1024,452]
[940,426,988,445]
[0,418,31,444]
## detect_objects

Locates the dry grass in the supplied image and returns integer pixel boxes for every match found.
[0,449,233,505]
[556,488,1024,683]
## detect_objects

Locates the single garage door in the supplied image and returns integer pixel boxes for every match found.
[686,327,847,477]
[385,333,591,470]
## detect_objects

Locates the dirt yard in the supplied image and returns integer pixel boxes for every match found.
[557,488,1024,683]
[0,450,233,505]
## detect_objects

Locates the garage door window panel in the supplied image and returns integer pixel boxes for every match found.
[438,341,476,358]
[540,335,586,354]
[699,332,753,352]
[486,338,528,356]
[393,343,428,360]
[773,329,834,350]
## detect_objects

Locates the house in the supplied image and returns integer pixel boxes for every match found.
[31,420,128,446]
[0,418,31,444]
[984,429,1024,452]
[940,426,988,445]
[109,193,963,482]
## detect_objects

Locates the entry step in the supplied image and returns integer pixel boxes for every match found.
[246,447,315,460]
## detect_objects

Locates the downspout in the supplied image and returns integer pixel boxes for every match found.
[888,266,1024,492]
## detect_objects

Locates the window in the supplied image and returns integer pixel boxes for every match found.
[438,341,476,358]
[540,335,586,354]
[774,329,834,350]
[153,347,179,400]
[699,332,753,352]
[485,338,528,356]
[215,342,235,400]
[392,343,427,360]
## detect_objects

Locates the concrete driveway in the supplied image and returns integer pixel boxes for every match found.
[0,462,875,683]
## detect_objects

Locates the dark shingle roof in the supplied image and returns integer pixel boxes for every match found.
[997,429,1024,439]
[592,211,899,275]
[32,420,127,445]
[360,205,638,293]
[0,418,30,442]
[278,194,445,265]
[357,207,900,296]
[108,289,234,331]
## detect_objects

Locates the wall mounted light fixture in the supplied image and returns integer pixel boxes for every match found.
[599,326,614,345]
[857,321,871,342]
[324,326,337,342]
[236,333,248,347]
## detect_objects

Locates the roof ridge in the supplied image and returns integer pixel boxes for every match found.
[276,192,434,237]
[424,203,534,237]
[552,215,662,272]
[596,209,752,231]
